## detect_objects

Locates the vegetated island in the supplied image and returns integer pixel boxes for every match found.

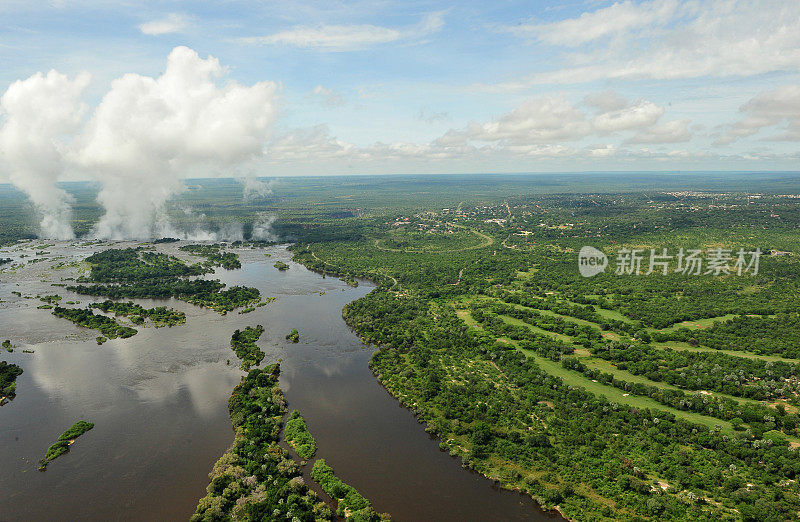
[2,339,13,352]
[285,328,299,343]
[238,297,276,315]
[231,325,265,370]
[284,410,316,460]
[89,300,186,327]
[274,261,290,271]
[340,275,359,287]
[66,248,259,314]
[193,363,388,521]
[192,365,332,521]
[38,294,61,310]
[179,243,241,270]
[1,361,23,403]
[38,421,94,471]
[312,459,389,521]
[52,306,137,339]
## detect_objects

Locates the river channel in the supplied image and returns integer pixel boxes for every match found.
[0,241,557,521]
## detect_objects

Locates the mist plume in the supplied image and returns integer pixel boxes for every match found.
[0,70,90,239]
[74,46,278,239]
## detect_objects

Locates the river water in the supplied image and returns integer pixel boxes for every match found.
[0,241,557,521]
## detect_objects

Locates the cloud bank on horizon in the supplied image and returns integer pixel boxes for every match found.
[0,0,799,238]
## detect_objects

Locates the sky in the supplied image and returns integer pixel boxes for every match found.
[1,0,799,179]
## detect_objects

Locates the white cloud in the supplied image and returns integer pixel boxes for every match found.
[587,144,617,158]
[418,108,450,124]
[261,91,690,169]
[307,85,345,107]
[139,13,188,36]
[509,0,681,47]
[440,94,670,149]
[267,125,361,161]
[628,119,692,143]
[502,0,800,84]
[238,11,445,51]
[583,90,629,112]
[716,85,800,145]
[257,118,788,174]
[265,124,476,165]
[593,100,664,132]
[459,96,592,144]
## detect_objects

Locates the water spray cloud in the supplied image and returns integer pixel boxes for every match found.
[251,213,278,241]
[241,176,276,200]
[0,70,90,239]
[74,46,278,239]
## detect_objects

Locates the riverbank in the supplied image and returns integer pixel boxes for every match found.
[367,358,568,521]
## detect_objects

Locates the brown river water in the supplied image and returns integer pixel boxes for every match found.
[0,241,558,521]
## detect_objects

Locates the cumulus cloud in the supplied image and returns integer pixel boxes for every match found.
[587,144,618,158]
[0,70,90,239]
[139,13,188,35]
[257,115,777,174]
[629,119,692,144]
[716,85,800,145]
[593,100,664,133]
[583,90,629,112]
[501,0,800,85]
[439,93,671,148]
[267,124,362,161]
[238,11,445,51]
[457,96,592,145]
[72,46,278,239]
[263,91,684,167]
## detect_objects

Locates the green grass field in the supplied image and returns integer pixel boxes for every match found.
[654,341,800,363]
[456,308,738,434]
[506,339,736,433]
[579,356,765,408]
[498,314,576,343]
[653,314,741,333]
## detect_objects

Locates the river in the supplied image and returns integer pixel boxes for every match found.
[0,241,557,521]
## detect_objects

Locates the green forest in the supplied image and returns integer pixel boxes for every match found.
[285,187,800,521]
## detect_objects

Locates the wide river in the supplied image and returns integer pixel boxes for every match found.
[0,241,558,521]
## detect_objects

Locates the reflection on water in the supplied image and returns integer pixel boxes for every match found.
[0,243,556,521]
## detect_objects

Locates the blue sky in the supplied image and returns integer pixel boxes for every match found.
[1,0,799,177]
